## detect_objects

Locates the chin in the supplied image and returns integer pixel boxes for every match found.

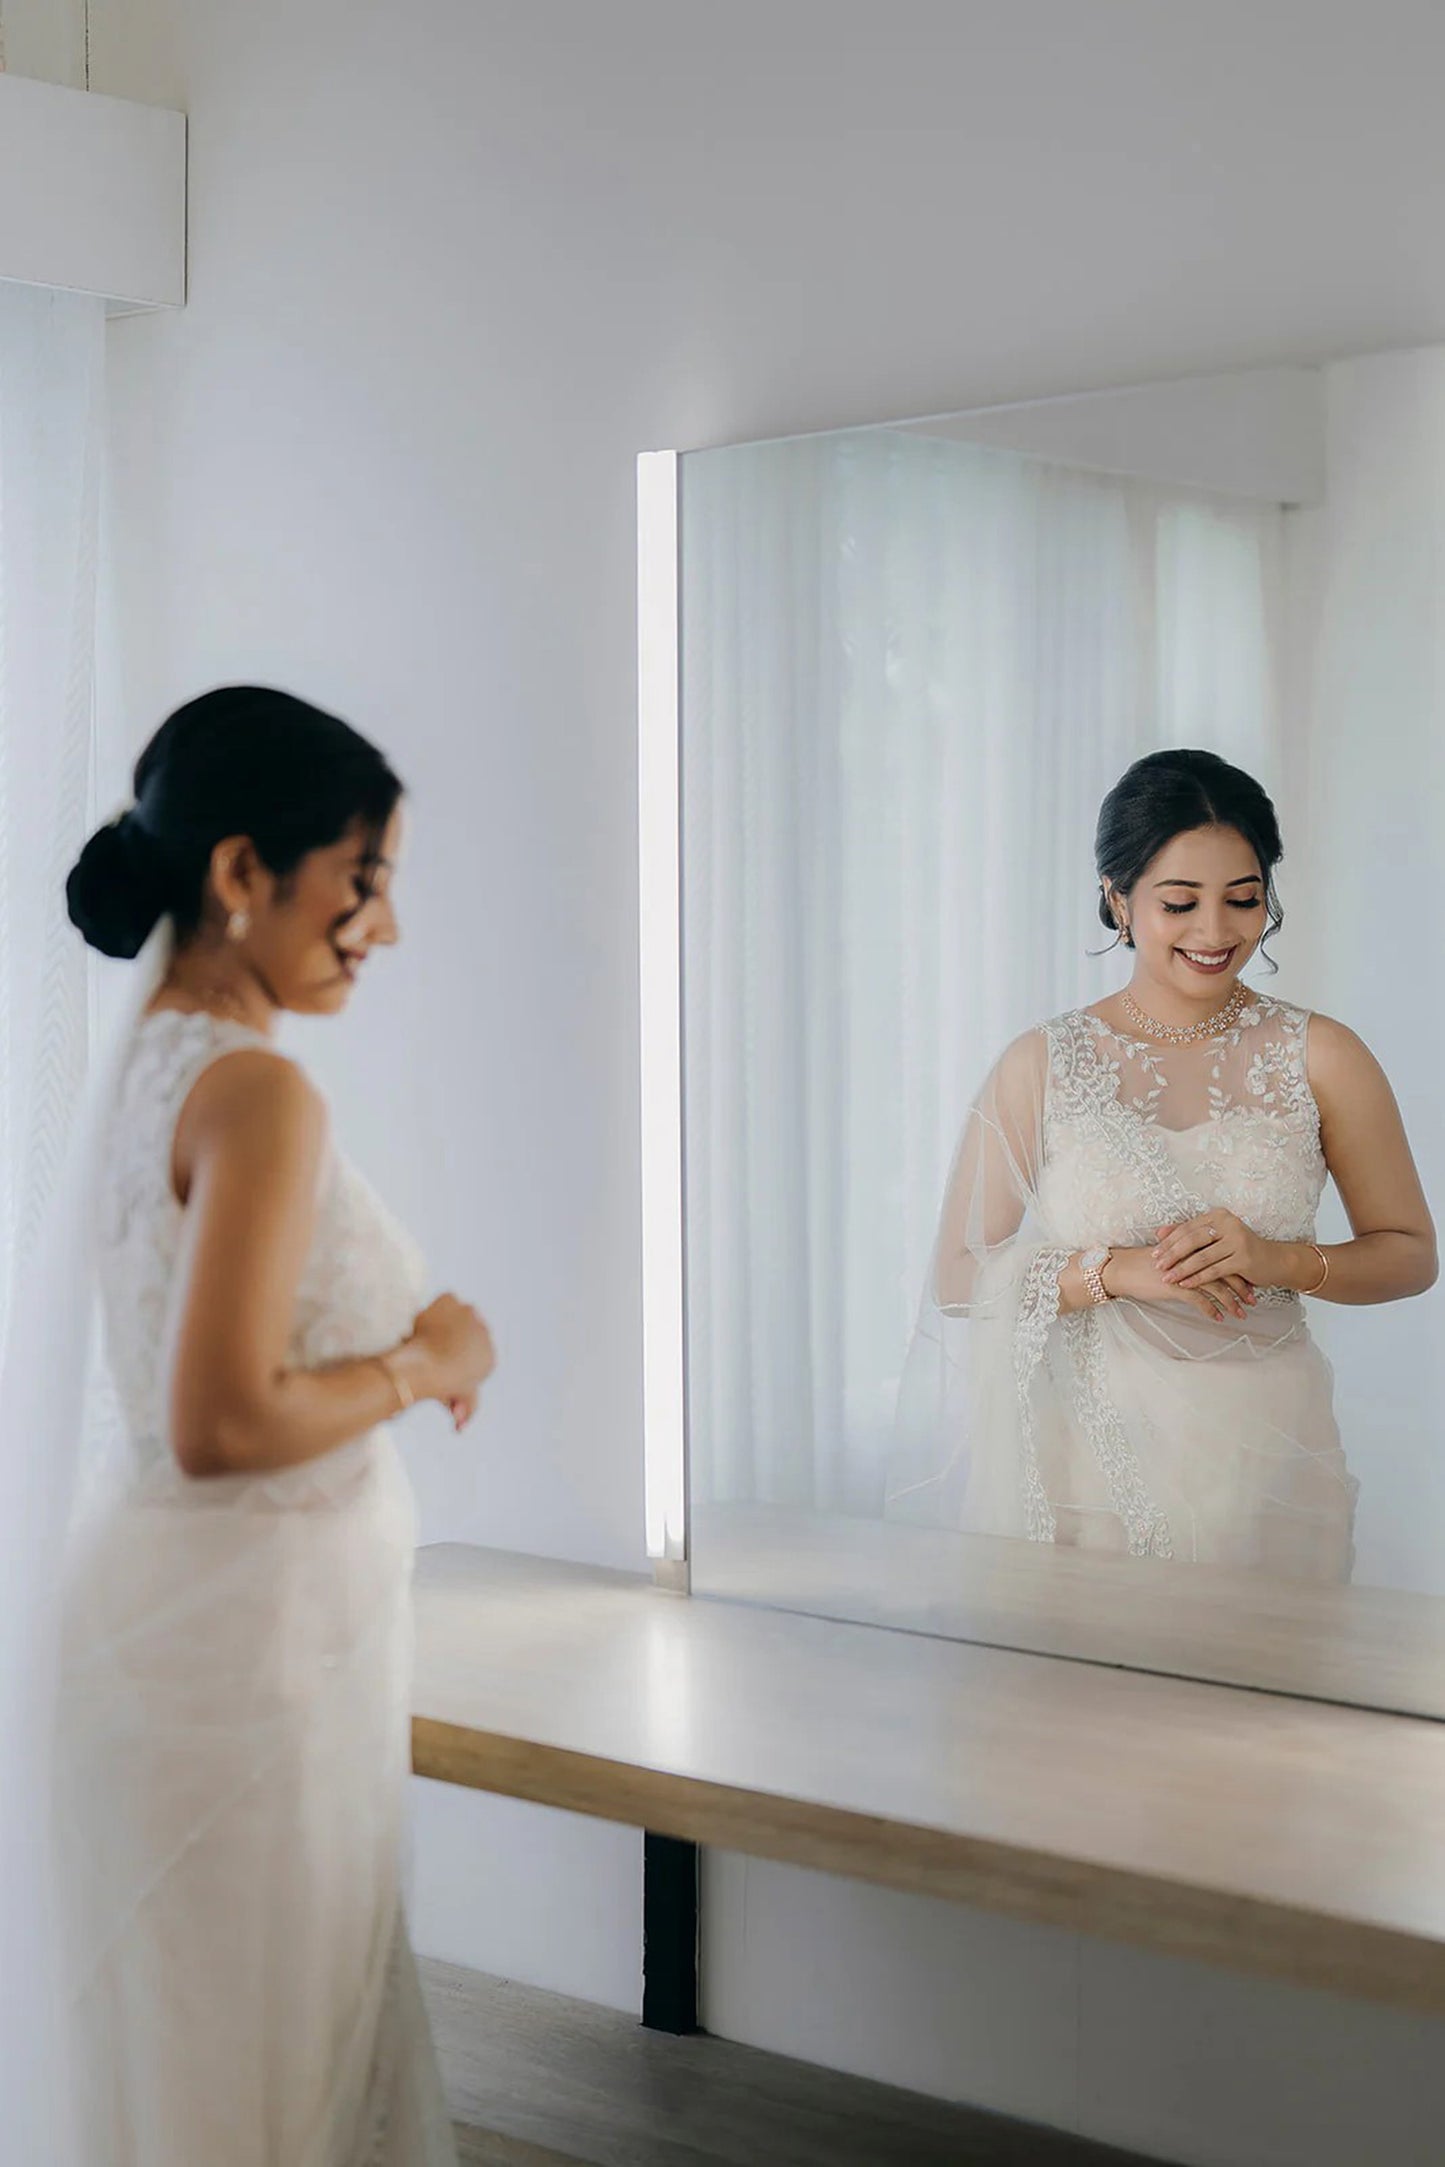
[296,981,354,1018]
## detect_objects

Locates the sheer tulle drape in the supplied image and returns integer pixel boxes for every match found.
[681,428,1286,1516]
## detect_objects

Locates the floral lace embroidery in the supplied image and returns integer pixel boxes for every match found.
[1061,1312,1174,1557]
[1012,994,1326,1552]
[97,1013,270,1475]
[1244,1003,1320,1124]
[1043,1018,1199,1239]
[1013,1247,1068,1544]
[95,1012,429,1490]
[1039,996,1326,1253]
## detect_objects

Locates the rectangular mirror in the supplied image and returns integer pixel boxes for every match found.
[662,350,1445,1717]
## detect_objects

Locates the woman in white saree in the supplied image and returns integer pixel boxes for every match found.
[30,688,495,2164]
[892,750,1437,1578]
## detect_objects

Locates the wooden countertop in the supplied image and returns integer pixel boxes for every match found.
[412,1543,1445,2013]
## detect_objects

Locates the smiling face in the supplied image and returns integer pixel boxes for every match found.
[210,806,404,1017]
[1110,823,1268,1006]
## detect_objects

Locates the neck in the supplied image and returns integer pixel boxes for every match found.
[154,938,278,1036]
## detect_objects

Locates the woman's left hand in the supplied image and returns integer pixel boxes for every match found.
[1153,1210,1279,1292]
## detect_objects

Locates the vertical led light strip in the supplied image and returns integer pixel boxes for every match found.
[637,449,688,1578]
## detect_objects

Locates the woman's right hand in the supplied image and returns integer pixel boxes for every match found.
[1103,1246,1255,1323]
[407,1294,497,1405]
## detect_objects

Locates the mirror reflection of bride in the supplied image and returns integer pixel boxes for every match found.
[891,750,1438,1580]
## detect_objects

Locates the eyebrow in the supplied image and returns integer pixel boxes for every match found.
[1153,875,1262,890]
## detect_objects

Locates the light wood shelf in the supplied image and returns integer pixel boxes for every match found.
[413,1543,1445,2014]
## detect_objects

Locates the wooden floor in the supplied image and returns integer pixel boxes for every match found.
[455,2126,576,2166]
[425,1961,1159,2166]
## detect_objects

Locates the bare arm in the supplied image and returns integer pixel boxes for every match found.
[167,1052,489,1478]
[1157,1015,1438,1306]
[1291,1015,1438,1304]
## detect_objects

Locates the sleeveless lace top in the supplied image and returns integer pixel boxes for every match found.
[1037,994,1325,1278]
[95,1010,428,1496]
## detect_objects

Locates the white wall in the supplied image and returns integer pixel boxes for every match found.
[82,0,1445,2155]
[704,1854,1445,2167]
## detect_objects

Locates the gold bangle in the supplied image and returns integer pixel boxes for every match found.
[1304,1244,1330,1296]
[377,1352,415,1414]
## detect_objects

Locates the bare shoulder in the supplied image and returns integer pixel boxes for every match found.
[1303,1010,1399,1119]
[180,1047,328,1174]
[1305,1010,1388,1080]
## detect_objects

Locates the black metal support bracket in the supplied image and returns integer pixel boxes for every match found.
[641,1832,700,2034]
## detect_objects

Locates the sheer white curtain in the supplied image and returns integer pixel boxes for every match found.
[0,284,105,1340]
[681,428,1285,1515]
[1282,350,1445,1594]
[0,280,105,2163]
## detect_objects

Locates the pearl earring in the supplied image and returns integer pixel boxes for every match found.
[227,910,251,944]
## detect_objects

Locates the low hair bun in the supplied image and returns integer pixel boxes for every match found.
[66,813,171,960]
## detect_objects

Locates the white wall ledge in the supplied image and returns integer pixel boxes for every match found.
[0,72,184,308]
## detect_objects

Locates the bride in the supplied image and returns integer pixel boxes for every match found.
[29,687,495,2163]
[891,748,1437,1580]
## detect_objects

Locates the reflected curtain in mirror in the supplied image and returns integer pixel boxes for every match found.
[681,428,1286,1516]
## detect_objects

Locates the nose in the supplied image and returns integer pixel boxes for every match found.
[1194,918,1238,952]
[358,890,400,950]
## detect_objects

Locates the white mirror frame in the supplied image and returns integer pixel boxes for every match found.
[637,449,688,1584]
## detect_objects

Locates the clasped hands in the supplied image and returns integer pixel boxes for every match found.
[1104,1209,1280,1323]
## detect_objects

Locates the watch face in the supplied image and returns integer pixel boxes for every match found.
[1082,1248,1109,1273]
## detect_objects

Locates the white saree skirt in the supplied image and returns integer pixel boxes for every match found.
[55,1434,457,2167]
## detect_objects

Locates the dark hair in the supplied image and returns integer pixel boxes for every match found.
[1094,748,1284,967]
[67,686,403,959]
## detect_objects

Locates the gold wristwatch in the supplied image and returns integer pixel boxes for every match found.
[1080,1246,1114,1306]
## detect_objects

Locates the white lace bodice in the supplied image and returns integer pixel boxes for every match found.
[1037,994,1326,1260]
[96,1010,428,1491]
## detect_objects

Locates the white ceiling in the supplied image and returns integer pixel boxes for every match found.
[606,0,1445,445]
